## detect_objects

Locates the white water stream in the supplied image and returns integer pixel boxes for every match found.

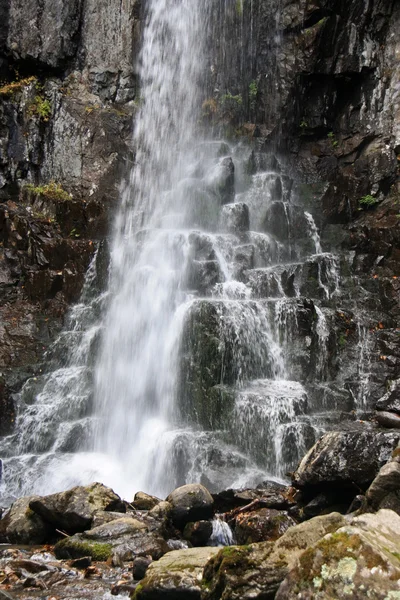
[0,0,376,505]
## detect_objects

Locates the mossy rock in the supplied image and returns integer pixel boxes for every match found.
[54,536,112,561]
[276,509,400,599]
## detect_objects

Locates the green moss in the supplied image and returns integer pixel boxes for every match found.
[24,182,71,202]
[236,0,243,16]
[132,583,144,599]
[54,537,112,561]
[359,194,379,209]
[28,95,52,121]
[249,80,258,113]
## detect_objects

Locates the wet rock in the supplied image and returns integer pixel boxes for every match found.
[221,202,249,234]
[133,546,220,600]
[202,512,347,600]
[276,510,400,599]
[212,481,292,512]
[148,501,172,520]
[69,556,92,569]
[133,492,162,511]
[375,411,400,429]
[183,520,213,547]
[293,429,400,499]
[0,496,52,544]
[376,380,400,415]
[133,556,152,581]
[206,157,235,204]
[91,510,128,528]
[54,536,113,561]
[56,517,170,564]
[166,484,214,529]
[235,508,296,544]
[29,482,125,534]
[366,456,400,514]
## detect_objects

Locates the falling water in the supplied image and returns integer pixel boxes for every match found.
[0,0,379,505]
[91,0,212,497]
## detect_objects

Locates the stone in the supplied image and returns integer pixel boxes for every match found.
[212,481,292,512]
[0,496,52,544]
[55,516,170,564]
[69,556,92,569]
[133,546,220,600]
[293,429,400,497]
[29,482,125,534]
[375,411,400,429]
[276,510,400,599]
[183,520,213,547]
[133,556,152,581]
[234,508,296,544]
[91,510,129,528]
[205,157,235,204]
[166,484,214,529]
[148,501,172,520]
[202,513,347,600]
[376,381,400,415]
[366,460,400,513]
[54,537,113,562]
[133,492,162,511]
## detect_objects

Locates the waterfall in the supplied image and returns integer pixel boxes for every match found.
[0,0,379,504]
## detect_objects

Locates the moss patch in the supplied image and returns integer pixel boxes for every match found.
[54,537,112,561]
[24,182,71,202]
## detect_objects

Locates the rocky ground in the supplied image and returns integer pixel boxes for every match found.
[0,429,398,599]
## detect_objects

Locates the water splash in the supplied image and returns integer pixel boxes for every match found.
[305,211,322,254]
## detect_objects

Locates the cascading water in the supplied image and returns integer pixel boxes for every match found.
[0,0,380,505]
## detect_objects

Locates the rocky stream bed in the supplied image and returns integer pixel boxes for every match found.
[0,427,399,599]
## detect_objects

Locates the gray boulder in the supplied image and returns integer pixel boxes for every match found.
[0,496,52,544]
[276,510,400,599]
[134,546,220,600]
[29,482,125,534]
[166,484,214,528]
[202,512,347,600]
[55,516,169,563]
[293,429,400,495]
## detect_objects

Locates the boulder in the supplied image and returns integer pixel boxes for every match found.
[365,445,400,514]
[376,380,400,415]
[133,492,162,511]
[0,496,52,544]
[29,482,125,534]
[293,429,400,499]
[212,481,292,512]
[133,546,220,600]
[92,510,129,528]
[202,512,347,599]
[133,556,152,581]
[375,411,400,429]
[55,516,170,563]
[183,520,213,547]
[276,510,400,599]
[234,508,296,544]
[148,501,172,520]
[166,484,214,528]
